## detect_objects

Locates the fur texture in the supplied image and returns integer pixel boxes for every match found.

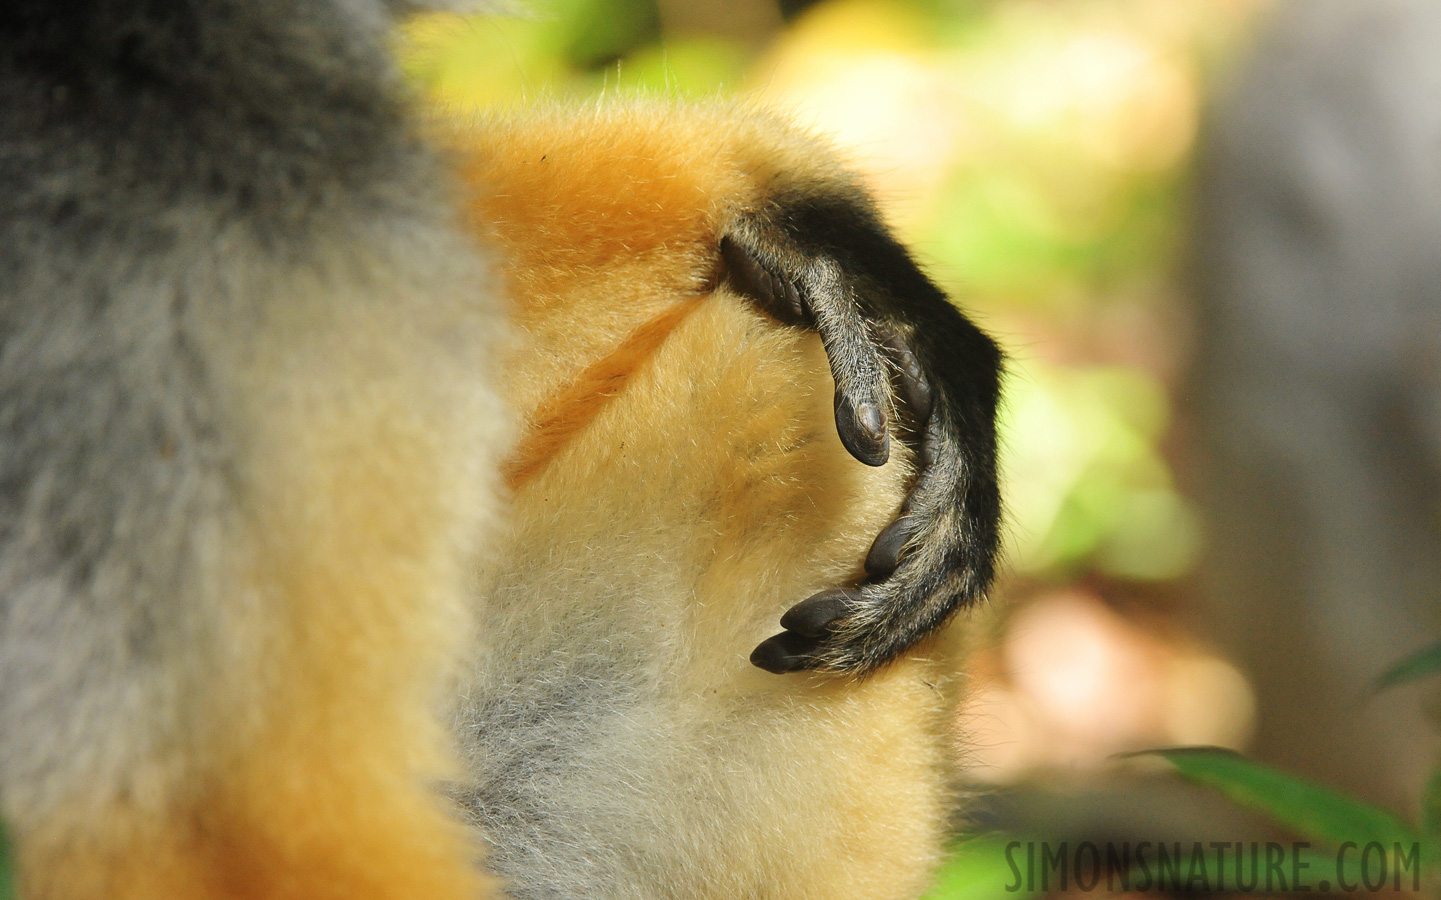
[0,4,999,896]
[449,105,976,899]
[0,2,507,897]
[454,105,1002,679]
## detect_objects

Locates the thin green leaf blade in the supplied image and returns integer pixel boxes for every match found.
[1151,748,1422,850]
[926,835,1042,900]
[1424,767,1441,840]
[1376,642,1441,692]
[0,817,15,900]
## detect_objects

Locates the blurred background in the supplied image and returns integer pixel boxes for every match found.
[401,0,1441,885]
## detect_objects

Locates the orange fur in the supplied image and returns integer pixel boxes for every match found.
[14,101,965,900]
[455,104,858,417]
[450,104,969,899]
[16,264,500,899]
[503,299,704,491]
[185,293,497,900]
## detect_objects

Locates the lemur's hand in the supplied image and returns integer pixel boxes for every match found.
[721,192,1002,676]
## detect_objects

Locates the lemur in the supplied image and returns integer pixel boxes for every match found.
[0,4,1001,898]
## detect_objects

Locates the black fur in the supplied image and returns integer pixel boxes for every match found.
[724,190,1003,674]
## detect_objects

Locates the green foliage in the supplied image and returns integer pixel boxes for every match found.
[0,817,14,900]
[927,164,1181,303]
[1375,641,1441,694]
[1426,768,1441,843]
[548,0,661,70]
[1133,650,1441,896]
[1001,363,1199,580]
[400,0,748,105]
[400,0,1242,585]
[927,649,1441,898]
[924,835,1043,900]
[1146,747,1439,895]
[1153,748,1423,851]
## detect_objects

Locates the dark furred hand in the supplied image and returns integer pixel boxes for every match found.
[721,191,1003,676]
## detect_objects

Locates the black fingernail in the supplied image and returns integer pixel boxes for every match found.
[858,403,886,441]
[865,516,917,578]
[750,632,819,674]
[780,589,859,636]
[835,392,889,466]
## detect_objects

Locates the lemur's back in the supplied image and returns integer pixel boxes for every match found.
[0,3,507,897]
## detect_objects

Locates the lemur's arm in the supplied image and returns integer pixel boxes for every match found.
[461,106,1001,676]
[725,190,1003,676]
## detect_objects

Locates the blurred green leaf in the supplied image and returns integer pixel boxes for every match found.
[1152,748,1422,850]
[549,0,660,70]
[1424,768,1441,839]
[1000,363,1197,580]
[1376,642,1441,693]
[401,13,575,106]
[0,817,15,900]
[926,835,1042,900]
[616,38,750,95]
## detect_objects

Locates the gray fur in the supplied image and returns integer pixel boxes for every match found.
[2,7,975,892]
[0,0,497,828]
[456,566,677,899]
